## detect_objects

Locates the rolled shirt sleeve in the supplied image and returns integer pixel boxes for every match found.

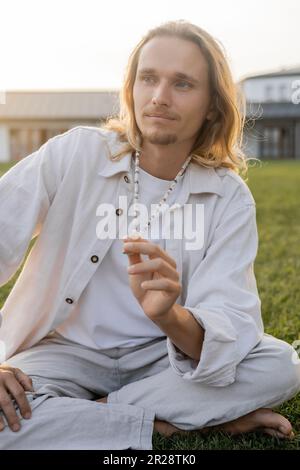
[167,201,264,386]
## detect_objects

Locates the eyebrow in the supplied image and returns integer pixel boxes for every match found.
[137,68,201,85]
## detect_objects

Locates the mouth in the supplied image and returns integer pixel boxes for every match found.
[146,115,175,121]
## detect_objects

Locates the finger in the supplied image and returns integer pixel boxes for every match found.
[141,278,181,292]
[14,369,34,392]
[1,365,34,391]
[128,258,179,281]
[6,378,32,420]
[122,235,145,242]
[122,234,147,247]
[123,246,142,266]
[123,241,177,269]
[122,236,147,265]
[0,416,5,432]
[0,389,21,431]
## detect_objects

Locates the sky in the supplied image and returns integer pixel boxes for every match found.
[0,0,299,92]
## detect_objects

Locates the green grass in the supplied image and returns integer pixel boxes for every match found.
[0,162,14,175]
[1,159,300,449]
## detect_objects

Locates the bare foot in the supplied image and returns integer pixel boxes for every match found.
[218,408,294,439]
[154,408,295,440]
[96,396,108,403]
[154,419,182,438]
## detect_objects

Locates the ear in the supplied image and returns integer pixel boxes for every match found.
[206,108,214,121]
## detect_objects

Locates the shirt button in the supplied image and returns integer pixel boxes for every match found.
[91,255,99,263]
[65,298,73,304]
[116,208,123,216]
[124,175,130,183]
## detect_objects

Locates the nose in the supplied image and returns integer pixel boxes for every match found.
[152,81,171,106]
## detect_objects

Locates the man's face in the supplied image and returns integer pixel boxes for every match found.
[133,35,212,147]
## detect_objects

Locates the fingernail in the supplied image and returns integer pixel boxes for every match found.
[12,424,20,432]
[24,412,31,419]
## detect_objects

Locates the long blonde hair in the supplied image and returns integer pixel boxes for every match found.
[102,20,250,177]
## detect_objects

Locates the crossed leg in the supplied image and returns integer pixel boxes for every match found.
[97,396,293,439]
[103,335,300,440]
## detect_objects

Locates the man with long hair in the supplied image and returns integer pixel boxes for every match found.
[0,20,299,449]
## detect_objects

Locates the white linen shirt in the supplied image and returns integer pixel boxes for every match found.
[0,126,264,386]
[56,166,182,349]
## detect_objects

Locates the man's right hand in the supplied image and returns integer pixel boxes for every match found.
[0,364,33,432]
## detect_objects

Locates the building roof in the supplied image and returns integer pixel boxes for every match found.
[0,89,120,120]
[246,102,300,119]
[241,65,300,82]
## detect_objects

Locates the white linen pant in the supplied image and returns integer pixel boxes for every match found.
[1,331,300,450]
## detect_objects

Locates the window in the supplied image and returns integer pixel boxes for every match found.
[279,84,288,102]
[265,85,273,102]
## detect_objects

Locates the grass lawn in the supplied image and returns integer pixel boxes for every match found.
[0,159,300,449]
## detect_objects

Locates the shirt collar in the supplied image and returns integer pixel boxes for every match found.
[98,130,224,197]
[188,161,224,197]
[98,130,133,177]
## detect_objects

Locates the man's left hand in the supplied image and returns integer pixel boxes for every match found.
[122,236,182,320]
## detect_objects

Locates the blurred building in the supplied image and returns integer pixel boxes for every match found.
[241,66,300,160]
[0,90,119,162]
[1,74,300,162]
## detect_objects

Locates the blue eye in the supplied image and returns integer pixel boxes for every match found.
[176,81,192,89]
[141,76,154,83]
[139,76,192,89]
